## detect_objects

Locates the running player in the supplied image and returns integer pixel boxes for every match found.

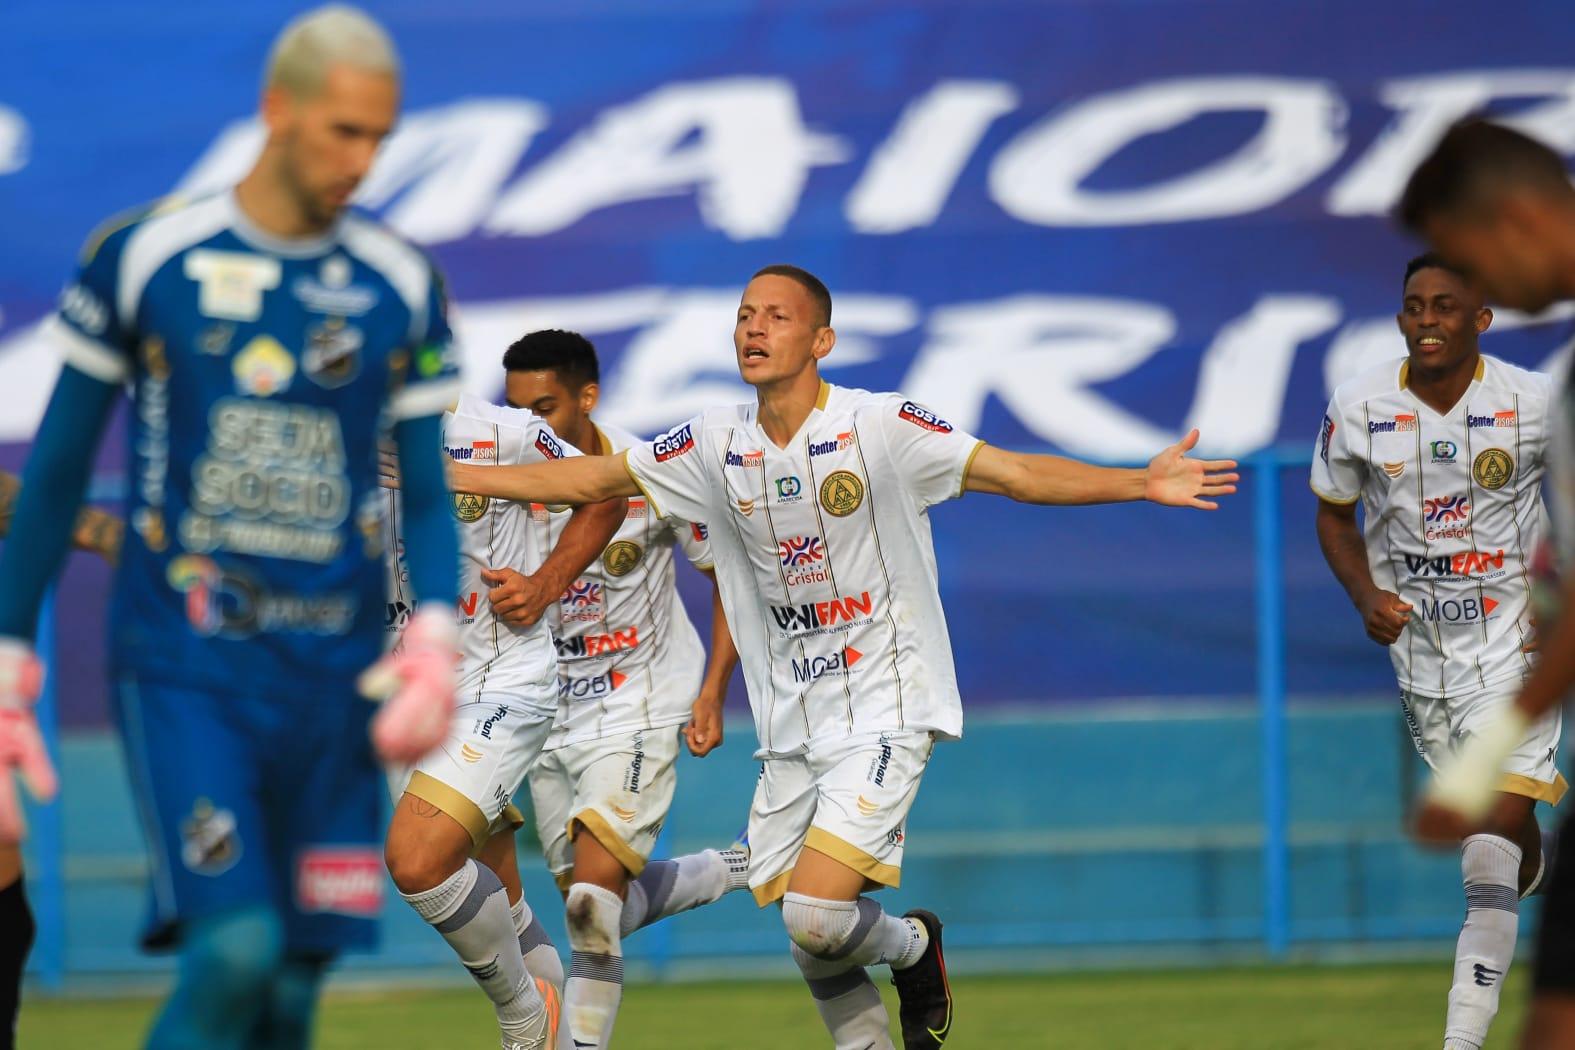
[1399,118,1575,1050]
[0,471,121,1050]
[1312,251,1559,1050]
[445,265,1237,1049]
[0,8,464,1047]
[500,330,748,1048]
[383,393,624,1050]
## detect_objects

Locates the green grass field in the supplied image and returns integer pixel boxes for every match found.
[17,961,1531,1048]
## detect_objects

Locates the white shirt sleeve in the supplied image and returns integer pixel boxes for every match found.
[875,397,985,510]
[623,417,712,524]
[1309,397,1363,504]
[672,517,714,571]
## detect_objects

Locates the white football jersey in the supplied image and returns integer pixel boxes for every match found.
[385,394,578,711]
[624,382,984,756]
[1311,355,1549,698]
[530,421,714,749]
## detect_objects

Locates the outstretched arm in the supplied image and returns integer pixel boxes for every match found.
[450,452,640,506]
[963,429,1238,508]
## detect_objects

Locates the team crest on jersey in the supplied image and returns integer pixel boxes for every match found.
[1473,448,1513,490]
[180,798,241,876]
[820,471,865,517]
[303,318,363,388]
[185,250,281,322]
[603,540,643,577]
[454,492,490,523]
[1382,461,1405,479]
[232,335,295,397]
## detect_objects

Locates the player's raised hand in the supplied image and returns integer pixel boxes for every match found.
[1144,429,1239,510]
[1357,588,1412,645]
[0,637,53,842]
[684,690,725,757]
[482,567,556,628]
[359,608,458,765]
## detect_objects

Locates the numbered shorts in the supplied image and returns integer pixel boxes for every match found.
[390,686,556,851]
[113,675,384,954]
[528,725,682,889]
[747,731,935,907]
[1400,678,1568,804]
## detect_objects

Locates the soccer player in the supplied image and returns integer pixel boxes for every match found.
[382,393,625,1050]
[1399,119,1575,1050]
[500,330,749,1048]
[0,7,465,1048]
[0,470,121,1050]
[1312,251,1559,1050]
[445,265,1237,1049]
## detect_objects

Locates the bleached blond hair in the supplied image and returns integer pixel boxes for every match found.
[265,5,400,97]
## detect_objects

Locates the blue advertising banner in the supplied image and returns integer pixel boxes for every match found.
[2,0,1573,723]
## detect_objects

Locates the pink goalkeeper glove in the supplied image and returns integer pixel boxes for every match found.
[0,637,53,843]
[358,608,458,764]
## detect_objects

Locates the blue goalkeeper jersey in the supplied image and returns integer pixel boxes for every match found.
[47,191,462,691]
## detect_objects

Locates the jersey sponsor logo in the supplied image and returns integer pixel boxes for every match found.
[453,492,490,523]
[1381,461,1404,479]
[726,448,765,468]
[654,424,696,462]
[820,470,865,517]
[1468,411,1517,429]
[627,499,647,519]
[136,337,172,526]
[446,445,476,460]
[296,848,383,917]
[535,430,567,460]
[625,730,646,794]
[185,250,281,322]
[898,401,954,433]
[559,668,629,702]
[302,318,362,388]
[291,275,378,318]
[1318,415,1335,465]
[559,579,605,623]
[780,535,825,567]
[1431,440,1457,463]
[1416,595,1499,625]
[58,281,109,336]
[1403,549,1506,581]
[198,323,235,356]
[167,554,357,638]
[1473,448,1513,490]
[602,540,643,577]
[809,432,856,457]
[556,626,639,657]
[690,522,709,542]
[1422,495,1470,540]
[232,335,295,397]
[458,591,480,620]
[414,342,451,379]
[791,645,863,684]
[179,798,241,876]
[476,703,509,740]
[1368,414,1418,434]
[472,440,497,463]
[868,734,892,786]
[776,475,803,501]
[770,591,876,635]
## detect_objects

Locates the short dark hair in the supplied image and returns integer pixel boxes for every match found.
[752,264,832,326]
[1398,118,1572,232]
[501,329,599,390]
[1402,252,1469,294]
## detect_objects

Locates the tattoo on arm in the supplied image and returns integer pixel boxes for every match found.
[410,798,442,819]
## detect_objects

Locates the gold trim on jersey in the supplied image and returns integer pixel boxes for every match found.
[405,770,492,849]
[501,803,526,831]
[1399,357,1485,390]
[751,869,794,907]
[1309,480,1360,506]
[958,439,986,497]
[593,423,615,455]
[570,808,649,876]
[816,380,832,411]
[621,450,666,518]
[804,827,902,889]
[1500,771,1568,806]
[553,869,575,893]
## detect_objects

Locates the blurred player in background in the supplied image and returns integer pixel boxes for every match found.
[0,7,465,1048]
[500,330,748,1048]
[445,265,1238,1049]
[382,393,624,1050]
[0,471,120,1050]
[1313,251,1559,1050]
[1400,118,1575,1050]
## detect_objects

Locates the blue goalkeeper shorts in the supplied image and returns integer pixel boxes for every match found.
[111,674,384,955]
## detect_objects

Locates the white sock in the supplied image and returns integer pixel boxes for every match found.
[565,882,625,1049]
[619,848,749,937]
[1445,834,1522,1050]
[782,893,928,970]
[401,860,547,1039]
[792,943,896,1050]
[511,895,566,992]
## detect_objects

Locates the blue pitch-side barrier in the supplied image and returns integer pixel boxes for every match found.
[23,450,1552,989]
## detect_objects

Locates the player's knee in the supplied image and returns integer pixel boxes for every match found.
[182,909,286,1001]
[384,835,466,895]
[781,895,852,960]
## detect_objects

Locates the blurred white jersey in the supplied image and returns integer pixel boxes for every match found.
[531,421,714,749]
[624,382,983,756]
[385,394,577,712]
[1311,355,1549,698]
